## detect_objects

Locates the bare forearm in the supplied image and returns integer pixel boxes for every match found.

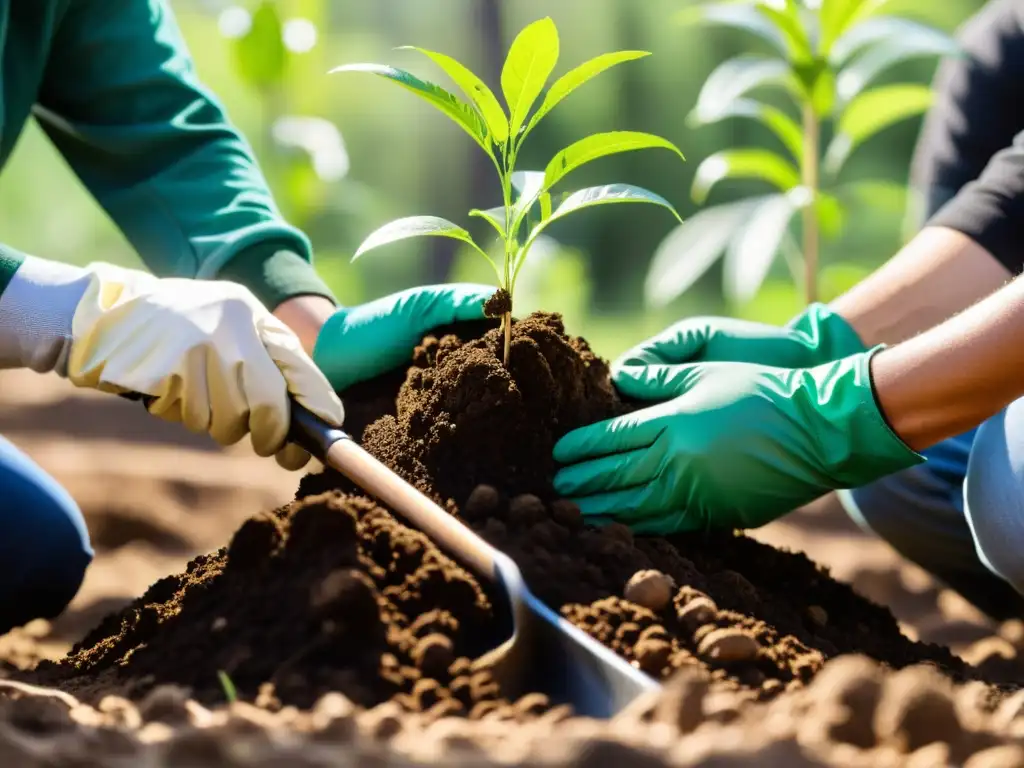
[830,226,1011,348]
[872,272,1024,451]
[274,295,335,355]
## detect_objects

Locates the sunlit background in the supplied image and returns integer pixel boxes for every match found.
[0,0,986,358]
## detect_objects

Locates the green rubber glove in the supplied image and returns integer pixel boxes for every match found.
[553,350,923,534]
[313,284,493,391]
[613,303,867,382]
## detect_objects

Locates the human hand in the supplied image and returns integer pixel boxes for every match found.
[612,303,866,392]
[312,283,494,391]
[65,263,343,470]
[553,352,921,534]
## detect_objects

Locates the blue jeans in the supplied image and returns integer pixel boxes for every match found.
[839,398,1024,620]
[0,435,92,633]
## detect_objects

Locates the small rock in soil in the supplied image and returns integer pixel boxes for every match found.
[807,605,829,628]
[624,570,675,613]
[677,596,718,630]
[698,628,760,665]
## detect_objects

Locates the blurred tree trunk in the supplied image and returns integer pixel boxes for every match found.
[424,0,503,284]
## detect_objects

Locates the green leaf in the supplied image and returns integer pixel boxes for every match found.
[540,191,553,220]
[677,2,788,56]
[825,83,933,174]
[523,50,650,138]
[234,2,286,90]
[501,17,560,140]
[830,16,949,65]
[516,184,680,286]
[819,0,864,54]
[535,183,679,233]
[330,63,490,154]
[353,216,480,261]
[754,0,813,63]
[724,193,797,303]
[690,55,793,124]
[845,0,900,30]
[644,198,765,308]
[809,66,836,117]
[399,47,509,144]
[694,99,804,162]
[469,207,507,238]
[512,170,544,195]
[692,149,801,203]
[544,131,684,191]
[836,30,960,103]
[511,170,546,230]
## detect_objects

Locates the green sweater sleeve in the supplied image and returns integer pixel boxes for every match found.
[32,0,336,310]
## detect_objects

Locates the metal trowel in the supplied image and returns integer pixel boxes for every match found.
[289,402,660,718]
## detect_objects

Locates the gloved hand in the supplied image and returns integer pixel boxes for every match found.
[0,257,342,470]
[313,284,495,391]
[552,352,923,534]
[613,303,866,382]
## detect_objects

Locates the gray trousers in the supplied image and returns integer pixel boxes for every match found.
[839,398,1024,620]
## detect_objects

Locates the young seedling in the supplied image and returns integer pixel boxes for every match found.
[644,0,959,308]
[332,17,684,364]
[217,669,238,703]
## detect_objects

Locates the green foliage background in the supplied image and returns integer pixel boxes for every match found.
[0,0,985,358]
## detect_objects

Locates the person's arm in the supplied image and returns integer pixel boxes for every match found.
[33,0,335,349]
[873,272,1024,451]
[274,294,337,355]
[831,125,1024,347]
[828,226,1009,346]
[830,0,1024,347]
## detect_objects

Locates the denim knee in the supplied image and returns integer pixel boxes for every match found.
[964,399,1024,595]
[840,428,976,566]
[0,436,92,632]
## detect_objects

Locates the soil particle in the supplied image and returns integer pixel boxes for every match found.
[698,628,760,665]
[625,570,676,612]
[807,605,829,628]
[483,288,512,319]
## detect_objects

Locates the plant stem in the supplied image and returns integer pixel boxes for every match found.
[801,103,820,305]
[502,311,511,363]
[498,144,517,367]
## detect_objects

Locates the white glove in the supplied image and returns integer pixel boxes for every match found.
[0,256,343,470]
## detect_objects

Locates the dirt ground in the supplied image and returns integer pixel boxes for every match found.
[1,362,1023,767]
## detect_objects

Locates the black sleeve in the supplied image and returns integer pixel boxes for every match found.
[910,0,1024,221]
[927,133,1024,274]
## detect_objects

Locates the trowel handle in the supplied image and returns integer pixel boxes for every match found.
[289,401,498,579]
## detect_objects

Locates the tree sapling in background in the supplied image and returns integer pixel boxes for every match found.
[644,0,959,310]
[332,16,685,364]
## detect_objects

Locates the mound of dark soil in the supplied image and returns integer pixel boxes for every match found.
[300,312,975,696]
[31,310,991,726]
[30,492,557,721]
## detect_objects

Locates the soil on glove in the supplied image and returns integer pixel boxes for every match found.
[298,312,974,702]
